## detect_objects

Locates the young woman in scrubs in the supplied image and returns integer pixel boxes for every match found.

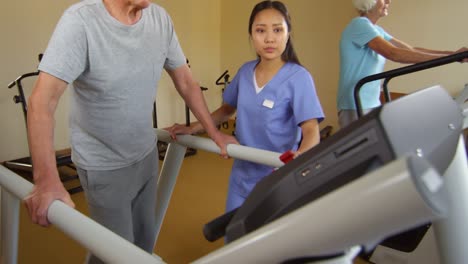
[167,0,324,212]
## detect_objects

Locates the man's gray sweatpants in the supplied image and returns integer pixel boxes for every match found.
[77,146,159,264]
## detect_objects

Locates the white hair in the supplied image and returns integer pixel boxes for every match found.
[352,0,377,13]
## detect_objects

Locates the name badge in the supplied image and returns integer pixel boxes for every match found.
[262,99,275,109]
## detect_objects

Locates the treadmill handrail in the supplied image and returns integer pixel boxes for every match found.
[0,165,164,264]
[354,50,468,117]
[155,129,284,168]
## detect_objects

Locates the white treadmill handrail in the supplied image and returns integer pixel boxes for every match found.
[0,165,164,264]
[155,129,284,168]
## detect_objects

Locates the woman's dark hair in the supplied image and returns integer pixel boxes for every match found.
[248,0,301,65]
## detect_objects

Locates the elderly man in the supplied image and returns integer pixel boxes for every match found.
[24,0,236,263]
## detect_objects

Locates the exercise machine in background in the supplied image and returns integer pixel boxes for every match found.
[352,50,468,263]
[4,54,82,194]
[215,70,231,132]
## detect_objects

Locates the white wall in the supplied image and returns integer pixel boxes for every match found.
[379,0,468,95]
[0,1,77,162]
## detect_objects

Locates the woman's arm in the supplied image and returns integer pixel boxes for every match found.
[295,119,320,158]
[166,103,236,136]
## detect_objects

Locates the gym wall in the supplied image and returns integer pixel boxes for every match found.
[1,0,77,162]
[380,0,468,96]
[154,0,222,129]
[1,0,467,163]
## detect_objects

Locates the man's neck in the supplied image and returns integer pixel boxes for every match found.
[103,0,143,25]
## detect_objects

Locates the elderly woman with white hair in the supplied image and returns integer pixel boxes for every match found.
[337,0,467,128]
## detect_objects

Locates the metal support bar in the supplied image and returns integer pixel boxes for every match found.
[1,188,20,264]
[463,102,468,129]
[433,136,468,263]
[154,143,187,244]
[354,51,468,116]
[153,128,284,243]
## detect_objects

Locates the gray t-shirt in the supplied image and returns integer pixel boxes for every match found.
[39,0,186,170]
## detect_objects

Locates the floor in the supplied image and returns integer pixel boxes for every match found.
[14,124,370,264]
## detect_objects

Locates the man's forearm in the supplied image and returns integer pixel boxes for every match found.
[27,100,61,184]
[183,86,219,136]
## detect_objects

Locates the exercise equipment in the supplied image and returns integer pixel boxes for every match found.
[204,85,460,239]
[202,52,468,263]
[4,54,82,194]
[200,84,465,263]
[352,50,468,262]
[458,83,468,154]
[354,51,468,117]
[215,70,232,132]
[204,84,466,262]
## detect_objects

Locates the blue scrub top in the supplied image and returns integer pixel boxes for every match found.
[337,17,393,110]
[223,60,324,197]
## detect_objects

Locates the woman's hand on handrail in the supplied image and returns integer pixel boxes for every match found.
[165,123,197,139]
[164,123,239,159]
